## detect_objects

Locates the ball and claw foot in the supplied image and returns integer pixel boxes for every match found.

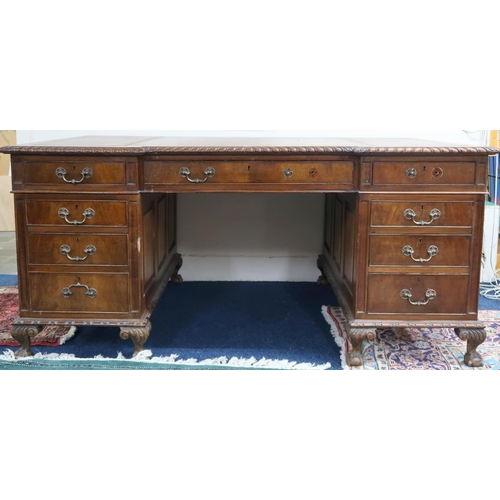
[119,321,152,358]
[11,325,42,358]
[317,275,329,286]
[346,351,363,367]
[170,272,183,284]
[346,328,376,367]
[454,328,486,368]
[464,351,484,368]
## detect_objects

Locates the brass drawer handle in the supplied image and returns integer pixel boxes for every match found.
[55,167,93,184]
[404,208,441,226]
[179,166,215,183]
[60,244,96,261]
[402,245,439,262]
[58,207,95,225]
[61,282,97,299]
[283,168,294,179]
[406,167,417,179]
[400,288,436,306]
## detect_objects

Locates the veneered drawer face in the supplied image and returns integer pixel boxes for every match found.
[29,273,130,313]
[367,274,469,315]
[144,160,354,187]
[371,201,473,228]
[26,200,128,227]
[372,161,476,186]
[369,235,471,267]
[19,159,128,187]
[27,234,128,266]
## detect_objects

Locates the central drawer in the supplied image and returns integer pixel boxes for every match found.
[144,160,355,188]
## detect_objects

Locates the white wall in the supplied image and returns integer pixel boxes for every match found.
[16,130,490,281]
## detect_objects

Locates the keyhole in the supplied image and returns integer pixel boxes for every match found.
[78,276,81,282]
[73,165,76,171]
[247,166,251,171]
[423,165,427,172]
[76,237,80,243]
[75,204,78,209]
[418,238,423,245]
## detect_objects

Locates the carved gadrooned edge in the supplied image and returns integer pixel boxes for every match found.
[355,146,500,154]
[0,146,145,155]
[145,146,357,154]
[2,145,498,155]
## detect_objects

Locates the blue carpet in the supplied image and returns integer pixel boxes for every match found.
[1,282,343,370]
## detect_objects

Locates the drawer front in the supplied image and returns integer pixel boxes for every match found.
[372,161,476,187]
[369,235,471,268]
[26,200,128,227]
[370,201,473,228]
[29,273,130,313]
[18,159,128,188]
[144,160,354,187]
[27,234,128,266]
[367,274,469,315]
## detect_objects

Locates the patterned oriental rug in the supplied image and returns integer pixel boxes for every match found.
[0,287,76,347]
[323,306,500,370]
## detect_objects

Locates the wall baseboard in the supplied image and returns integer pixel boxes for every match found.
[178,256,320,282]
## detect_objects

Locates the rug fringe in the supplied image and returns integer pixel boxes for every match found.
[0,348,331,370]
[59,326,77,345]
[321,306,350,370]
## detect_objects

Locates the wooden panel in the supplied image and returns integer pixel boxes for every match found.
[369,235,471,268]
[157,195,167,269]
[372,161,476,186]
[29,272,130,313]
[333,196,343,265]
[324,194,333,255]
[371,201,473,228]
[143,204,155,287]
[367,274,469,315]
[27,233,128,266]
[167,194,176,252]
[343,199,356,292]
[26,200,128,227]
[144,160,354,187]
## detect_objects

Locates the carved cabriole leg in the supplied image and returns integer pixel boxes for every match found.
[170,256,184,284]
[454,328,487,368]
[316,257,329,286]
[119,321,152,357]
[10,325,43,358]
[346,328,377,367]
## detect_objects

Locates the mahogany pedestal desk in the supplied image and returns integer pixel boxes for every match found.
[2,136,499,367]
